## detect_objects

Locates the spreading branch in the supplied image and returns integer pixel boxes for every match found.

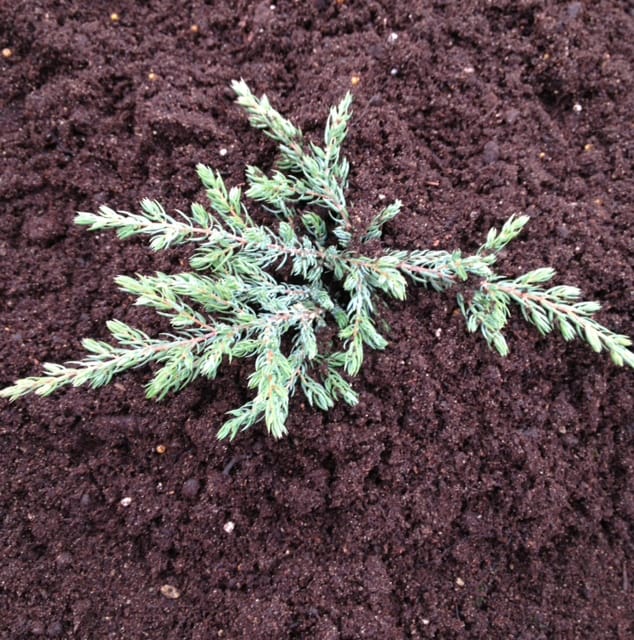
[2,81,632,439]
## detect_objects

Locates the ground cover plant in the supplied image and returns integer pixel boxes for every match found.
[2,80,632,440]
[2,3,633,637]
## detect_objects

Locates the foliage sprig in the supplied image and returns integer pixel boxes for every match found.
[2,79,632,439]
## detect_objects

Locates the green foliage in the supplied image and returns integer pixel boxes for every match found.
[2,80,633,439]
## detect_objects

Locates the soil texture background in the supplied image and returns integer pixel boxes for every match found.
[1,1,633,638]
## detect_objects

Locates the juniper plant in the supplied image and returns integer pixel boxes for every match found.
[2,80,632,439]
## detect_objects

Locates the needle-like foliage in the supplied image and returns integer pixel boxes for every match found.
[2,80,632,439]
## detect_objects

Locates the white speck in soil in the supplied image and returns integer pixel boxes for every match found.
[160,584,181,599]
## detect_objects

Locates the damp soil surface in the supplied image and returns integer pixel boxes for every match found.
[1,1,633,638]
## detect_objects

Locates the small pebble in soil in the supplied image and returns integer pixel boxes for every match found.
[482,140,500,164]
[2,48,12,59]
[390,68,399,76]
[148,71,159,82]
[556,225,571,239]
[573,103,582,113]
[190,24,199,33]
[567,2,583,20]
[219,148,228,156]
[160,584,181,599]
[182,478,200,498]
[223,520,235,533]
[155,444,166,454]
[55,552,73,569]
[583,143,593,152]
[110,12,120,23]
[388,32,398,43]
[30,621,45,635]
[455,577,465,587]
[46,621,64,637]
[350,75,361,86]
[120,496,132,507]
[505,108,520,125]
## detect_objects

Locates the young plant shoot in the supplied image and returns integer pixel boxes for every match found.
[2,80,633,439]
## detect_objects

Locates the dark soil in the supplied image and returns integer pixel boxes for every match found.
[1,1,633,638]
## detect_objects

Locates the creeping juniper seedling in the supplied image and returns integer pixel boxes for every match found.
[2,80,633,439]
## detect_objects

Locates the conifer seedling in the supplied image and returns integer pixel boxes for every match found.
[2,80,633,439]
